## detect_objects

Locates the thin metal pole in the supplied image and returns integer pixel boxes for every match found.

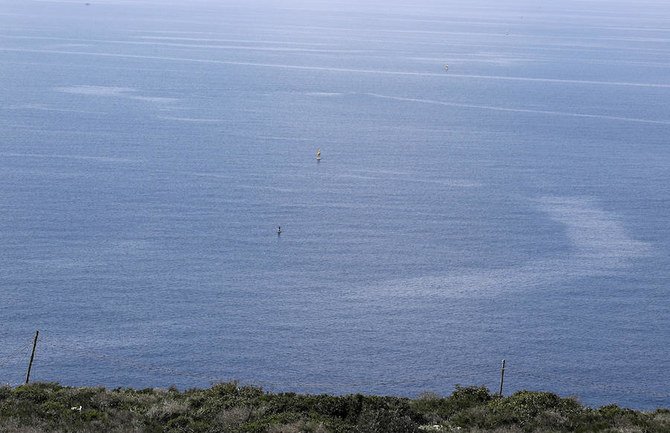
[25,330,39,385]
[498,359,506,397]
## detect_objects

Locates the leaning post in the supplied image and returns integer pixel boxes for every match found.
[498,359,506,397]
[25,330,39,384]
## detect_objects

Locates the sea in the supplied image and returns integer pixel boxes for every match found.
[0,0,669,410]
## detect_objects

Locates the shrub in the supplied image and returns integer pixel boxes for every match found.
[411,386,493,424]
[12,383,62,404]
[489,391,582,424]
[356,406,420,433]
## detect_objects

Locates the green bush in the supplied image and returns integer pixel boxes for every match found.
[412,386,494,423]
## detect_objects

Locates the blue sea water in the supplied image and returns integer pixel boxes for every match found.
[1,0,669,409]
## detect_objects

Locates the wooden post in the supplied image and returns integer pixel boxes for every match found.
[498,359,506,397]
[25,330,39,385]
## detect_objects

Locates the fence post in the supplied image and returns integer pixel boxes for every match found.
[498,359,506,397]
[25,330,39,385]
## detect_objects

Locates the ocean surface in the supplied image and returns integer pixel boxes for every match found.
[1,0,669,409]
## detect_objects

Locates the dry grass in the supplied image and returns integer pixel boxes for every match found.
[266,420,329,433]
[145,398,188,421]
[0,418,47,433]
[214,405,255,429]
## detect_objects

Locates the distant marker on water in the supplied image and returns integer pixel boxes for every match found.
[316,148,321,162]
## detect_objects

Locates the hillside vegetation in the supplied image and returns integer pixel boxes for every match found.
[1,382,668,433]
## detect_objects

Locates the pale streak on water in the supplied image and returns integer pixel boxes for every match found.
[4,47,670,90]
[0,0,669,409]
[353,196,652,300]
[364,93,670,126]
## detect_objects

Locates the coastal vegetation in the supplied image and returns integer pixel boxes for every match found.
[0,382,667,433]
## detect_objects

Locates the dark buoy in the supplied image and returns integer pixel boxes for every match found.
[277,226,282,236]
